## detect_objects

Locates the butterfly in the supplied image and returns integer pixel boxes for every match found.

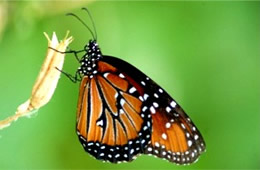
[62,8,206,165]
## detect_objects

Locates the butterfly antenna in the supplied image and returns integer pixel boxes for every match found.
[66,12,95,40]
[81,7,97,41]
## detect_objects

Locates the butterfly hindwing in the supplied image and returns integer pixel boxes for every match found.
[141,80,206,164]
[100,56,206,164]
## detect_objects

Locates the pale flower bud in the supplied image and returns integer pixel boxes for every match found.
[0,31,73,130]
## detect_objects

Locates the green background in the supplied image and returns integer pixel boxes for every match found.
[0,1,259,169]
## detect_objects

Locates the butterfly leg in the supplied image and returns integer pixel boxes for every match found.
[66,46,85,62]
[48,47,85,62]
[55,67,81,83]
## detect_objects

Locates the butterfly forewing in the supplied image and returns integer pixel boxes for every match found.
[76,59,152,163]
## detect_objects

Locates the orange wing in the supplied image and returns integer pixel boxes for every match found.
[75,53,205,164]
[76,62,152,163]
[143,89,206,164]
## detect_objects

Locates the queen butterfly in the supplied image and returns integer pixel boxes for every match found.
[61,8,206,164]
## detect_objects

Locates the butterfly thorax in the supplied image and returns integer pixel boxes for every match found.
[78,40,102,78]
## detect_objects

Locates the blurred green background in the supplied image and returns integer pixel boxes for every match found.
[0,1,259,169]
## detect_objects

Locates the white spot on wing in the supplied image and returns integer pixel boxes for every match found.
[119,109,124,114]
[144,94,149,100]
[120,99,125,106]
[119,73,125,78]
[153,102,159,108]
[181,123,186,129]
[170,101,177,108]
[80,136,86,141]
[142,106,148,112]
[188,140,192,147]
[104,72,109,78]
[165,122,171,128]
[150,106,156,114]
[129,87,137,93]
[87,142,93,146]
[162,133,167,140]
[166,106,171,113]
[139,96,144,101]
[96,120,103,126]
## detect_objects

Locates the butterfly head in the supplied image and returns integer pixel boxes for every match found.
[84,40,102,56]
[78,40,102,77]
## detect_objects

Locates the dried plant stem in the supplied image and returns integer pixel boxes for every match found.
[0,31,73,130]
